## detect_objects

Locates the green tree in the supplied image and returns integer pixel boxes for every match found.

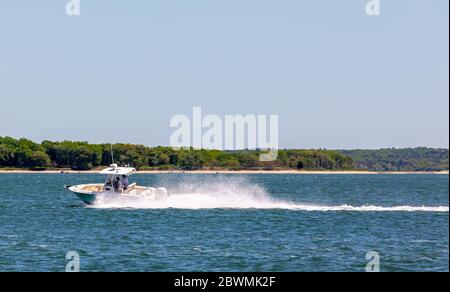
[14,149,32,168]
[159,154,170,165]
[178,151,203,169]
[0,144,14,167]
[29,151,50,169]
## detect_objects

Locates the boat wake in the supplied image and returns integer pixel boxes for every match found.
[89,178,449,212]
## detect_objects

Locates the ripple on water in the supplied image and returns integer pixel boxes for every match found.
[0,173,448,271]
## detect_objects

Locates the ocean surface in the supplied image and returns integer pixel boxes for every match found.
[0,173,448,272]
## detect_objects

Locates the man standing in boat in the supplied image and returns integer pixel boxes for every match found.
[113,177,122,192]
[122,175,129,191]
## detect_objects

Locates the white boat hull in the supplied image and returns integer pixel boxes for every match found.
[66,184,169,205]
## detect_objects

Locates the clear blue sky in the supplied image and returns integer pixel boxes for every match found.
[0,0,448,149]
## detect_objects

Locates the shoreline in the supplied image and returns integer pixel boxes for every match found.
[0,169,448,175]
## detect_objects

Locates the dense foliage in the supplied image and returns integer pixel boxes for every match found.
[340,148,449,171]
[0,137,448,171]
[0,137,353,171]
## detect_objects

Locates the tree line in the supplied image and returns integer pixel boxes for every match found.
[340,148,449,172]
[0,137,448,171]
[0,137,354,171]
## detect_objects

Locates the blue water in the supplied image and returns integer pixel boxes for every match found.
[0,173,448,272]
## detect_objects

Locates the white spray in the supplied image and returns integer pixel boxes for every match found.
[90,177,449,212]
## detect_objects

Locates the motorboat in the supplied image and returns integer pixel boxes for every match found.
[65,164,169,205]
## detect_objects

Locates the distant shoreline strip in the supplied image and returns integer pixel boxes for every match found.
[0,170,448,175]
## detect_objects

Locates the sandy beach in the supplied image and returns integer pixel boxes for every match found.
[0,169,448,175]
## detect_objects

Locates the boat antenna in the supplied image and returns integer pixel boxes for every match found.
[110,144,115,165]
